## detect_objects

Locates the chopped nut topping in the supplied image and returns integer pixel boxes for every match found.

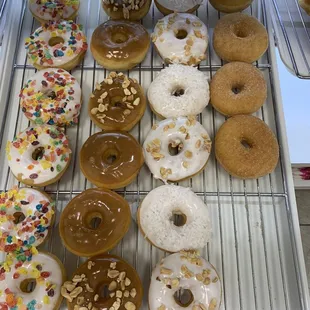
[133,98,140,106]
[109,281,117,291]
[125,277,131,286]
[85,283,94,292]
[203,277,211,285]
[61,287,73,302]
[160,167,172,179]
[94,294,99,302]
[152,152,165,161]
[72,275,83,283]
[77,296,84,305]
[196,140,202,149]
[160,267,173,275]
[110,262,117,269]
[124,88,131,96]
[171,278,179,288]
[108,270,120,278]
[122,80,131,88]
[186,115,196,126]
[91,108,98,115]
[127,95,134,101]
[130,288,137,298]
[63,281,77,292]
[124,290,130,298]
[95,83,101,90]
[193,21,202,27]
[185,150,193,158]
[208,299,217,310]
[109,72,117,78]
[100,92,108,99]
[107,78,113,85]
[110,292,115,298]
[120,280,126,291]
[116,290,122,298]
[125,301,136,310]
[194,30,203,38]
[90,94,95,98]
[212,277,219,283]
[196,274,204,282]
[181,265,194,278]
[70,286,83,298]
[131,87,137,94]
[123,109,131,116]
[179,126,187,134]
[119,271,126,281]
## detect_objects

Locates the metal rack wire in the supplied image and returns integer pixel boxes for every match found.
[0,0,309,309]
[270,0,310,79]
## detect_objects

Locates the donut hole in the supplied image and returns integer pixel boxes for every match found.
[111,32,129,44]
[172,88,185,97]
[86,212,103,230]
[168,140,184,156]
[233,24,251,38]
[48,36,65,47]
[32,147,45,161]
[175,29,188,40]
[43,89,57,100]
[20,278,37,293]
[170,211,187,227]
[231,84,244,95]
[13,212,26,224]
[111,96,125,108]
[102,149,120,165]
[241,139,252,149]
[97,281,115,301]
[173,288,194,307]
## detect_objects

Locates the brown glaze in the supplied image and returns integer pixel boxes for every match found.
[88,72,146,131]
[79,131,144,189]
[65,254,143,310]
[59,188,131,257]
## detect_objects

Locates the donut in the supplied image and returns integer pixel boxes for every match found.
[209,0,253,13]
[299,0,310,14]
[215,115,279,179]
[28,0,80,24]
[59,188,131,257]
[6,125,72,187]
[152,13,208,66]
[143,117,212,182]
[91,20,150,71]
[0,187,54,254]
[0,251,65,310]
[137,185,211,252]
[20,68,82,126]
[61,254,143,310]
[154,0,203,15]
[80,131,144,189]
[148,64,209,118]
[210,62,267,116]
[25,20,88,71]
[149,251,222,310]
[102,0,152,20]
[213,13,268,63]
[89,72,146,131]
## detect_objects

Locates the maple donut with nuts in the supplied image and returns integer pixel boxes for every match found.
[102,0,152,21]
[89,72,146,131]
[62,254,143,310]
[143,117,212,182]
[154,0,203,15]
[149,251,222,310]
[152,13,208,66]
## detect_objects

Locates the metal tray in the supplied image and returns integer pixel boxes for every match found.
[0,0,309,309]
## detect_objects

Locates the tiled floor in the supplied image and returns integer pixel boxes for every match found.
[296,190,310,293]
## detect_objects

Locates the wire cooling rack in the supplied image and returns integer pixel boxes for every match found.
[270,0,310,79]
[0,0,309,309]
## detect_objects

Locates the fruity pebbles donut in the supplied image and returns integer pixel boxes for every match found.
[20,68,82,126]
[28,0,80,24]
[0,187,54,253]
[25,20,88,71]
[6,125,72,187]
[0,251,65,310]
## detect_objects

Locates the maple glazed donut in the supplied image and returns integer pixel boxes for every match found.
[148,64,209,118]
[0,187,54,253]
[20,68,82,126]
[91,20,150,71]
[6,125,72,187]
[137,185,211,252]
[28,0,80,24]
[0,251,65,310]
[80,131,144,189]
[155,0,203,15]
[149,251,222,310]
[209,0,253,13]
[210,62,267,116]
[152,13,208,66]
[59,188,131,257]
[102,0,152,20]
[143,117,212,182]
[213,13,268,63]
[61,254,143,310]
[215,115,279,179]
[25,20,88,71]
[89,72,146,131]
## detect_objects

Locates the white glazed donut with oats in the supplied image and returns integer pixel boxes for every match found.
[138,185,211,252]
[147,64,210,118]
[143,117,212,182]
[152,13,208,66]
[149,251,222,310]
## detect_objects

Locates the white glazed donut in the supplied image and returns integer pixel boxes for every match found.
[148,64,210,118]
[155,0,203,13]
[6,125,72,187]
[28,0,80,23]
[152,13,208,66]
[138,185,211,252]
[20,68,82,126]
[149,251,222,310]
[25,20,88,71]
[0,187,54,253]
[0,251,65,310]
[143,117,212,182]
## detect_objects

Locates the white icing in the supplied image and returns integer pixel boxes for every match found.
[152,13,208,65]
[6,125,71,186]
[148,64,209,118]
[149,252,222,310]
[139,185,211,252]
[29,0,79,21]
[20,68,82,126]
[156,0,203,12]
[0,252,63,310]
[143,117,212,181]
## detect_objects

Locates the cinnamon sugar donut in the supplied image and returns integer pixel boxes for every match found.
[210,62,267,116]
[209,0,253,13]
[215,115,279,179]
[213,13,268,63]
